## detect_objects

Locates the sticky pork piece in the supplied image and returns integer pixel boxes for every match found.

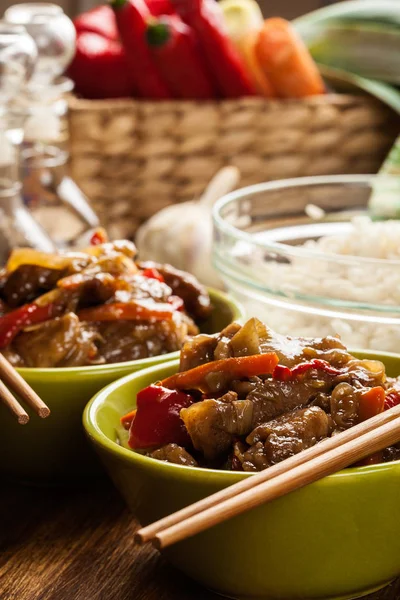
[149,443,198,467]
[245,406,330,467]
[0,242,210,366]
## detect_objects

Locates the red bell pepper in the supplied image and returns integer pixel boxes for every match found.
[67,32,135,99]
[146,0,174,15]
[74,5,119,41]
[111,0,171,99]
[141,267,164,282]
[78,301,175,322]
[127,384,194,448]
[90,228,109,246]
[146,14,215,99]
[0,302,59,349]
[171,0,255,98]
[162,353,279,393]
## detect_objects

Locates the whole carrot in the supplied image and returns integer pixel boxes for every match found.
[111,0,171,99]
[240,30,275,97]
[255,18,325,98]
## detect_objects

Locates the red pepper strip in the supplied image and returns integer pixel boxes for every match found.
[291,359,343,378]
[146,15,215,99]
[172,0,255,98]
[384,390,400,411]
[162,353,279,393]
[272,359,343,382]
[90,228,109,246]
[121,409,137,430]
[272,364,292,382]
[78,301,175,322]
[128,384,193,449]
[142,267,165,282]
[111,0,171,99]
[0,302,57,349]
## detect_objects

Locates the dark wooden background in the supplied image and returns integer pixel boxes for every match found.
[1,479,400,600]
[0,0,342,20]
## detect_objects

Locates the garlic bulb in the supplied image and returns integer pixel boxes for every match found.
[136,166,240,289]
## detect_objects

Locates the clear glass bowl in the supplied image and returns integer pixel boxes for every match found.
[213,174,400,352]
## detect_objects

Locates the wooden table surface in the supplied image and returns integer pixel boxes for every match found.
[1,480,400,600]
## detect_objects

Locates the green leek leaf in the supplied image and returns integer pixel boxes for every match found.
[319,64,400,115]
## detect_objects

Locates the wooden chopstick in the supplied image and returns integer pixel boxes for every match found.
[135,403,400,545]
[0,354,50,420]
[136,403,400,549]
[0,378,29,424]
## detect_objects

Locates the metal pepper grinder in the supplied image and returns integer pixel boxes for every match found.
[4,3,102,249]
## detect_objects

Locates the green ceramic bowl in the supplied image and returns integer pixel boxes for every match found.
[84,351,400,600]
[0,289,244,485]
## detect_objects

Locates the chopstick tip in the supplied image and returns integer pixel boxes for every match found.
[134,531,146,546]
[152,535,162,551]
[38,407,51,419]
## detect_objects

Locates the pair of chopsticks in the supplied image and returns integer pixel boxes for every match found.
[135,402,400,549]
[0,354,50,424]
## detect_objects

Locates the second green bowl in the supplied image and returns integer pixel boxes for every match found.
[0,288,244,484]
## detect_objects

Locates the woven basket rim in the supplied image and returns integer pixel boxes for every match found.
[68,93,383,111]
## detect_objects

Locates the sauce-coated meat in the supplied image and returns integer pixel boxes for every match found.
[130,318,398,471]
[0,241,211,367]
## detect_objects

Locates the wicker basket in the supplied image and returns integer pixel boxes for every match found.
[68,95,400,239]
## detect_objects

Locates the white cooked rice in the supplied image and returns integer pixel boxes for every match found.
[232,216,400,352]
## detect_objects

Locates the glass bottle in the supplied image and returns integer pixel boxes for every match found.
[4,4,101,248]
[0,22,55,263]
[20,76,100,246]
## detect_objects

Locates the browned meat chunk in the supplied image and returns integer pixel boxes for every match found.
[149,444,197,466]
[1,265,63,307]
[124,275,172,303]
[258,325,349,368]
[11,313,100,367]
[334,359,386,389]
[242,376,332,427]
[179,322,241,371]
[96,317,190,363]
[138,261,211,321]
[243,406,330,470]
[180,334,218,372]
[181,398,253,460]
[330,383,361,429]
